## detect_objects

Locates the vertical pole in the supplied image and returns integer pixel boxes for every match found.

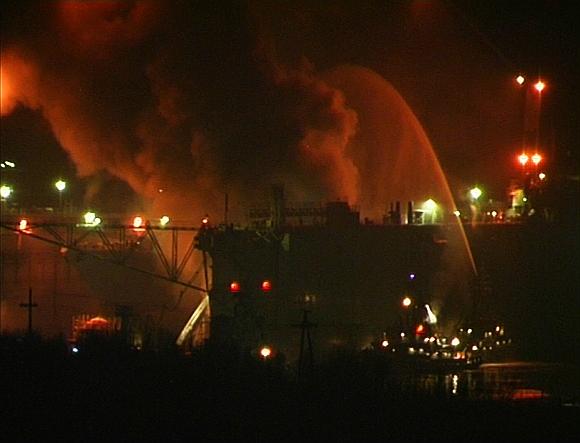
[27,287,33,335]
[202,250,209,293]
[18,287,38,336]
[224,193,229,226]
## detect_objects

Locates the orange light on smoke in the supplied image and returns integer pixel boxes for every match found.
[1,65,13,115]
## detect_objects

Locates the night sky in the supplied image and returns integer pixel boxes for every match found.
[1,0,578,220]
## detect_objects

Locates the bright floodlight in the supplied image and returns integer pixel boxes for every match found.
[402,296,412,308]
[0,185,13,199]
[518,153,529,166]
[516,75,525,85]
[531,153,542,165]
[259,346,272,359]
[425,304,438,324]
[534,80,545,93]
[55,180,66,192]
[423,199,437,212]
[133,216,144,229]
[83,211,96,224]
[469,187,482,200]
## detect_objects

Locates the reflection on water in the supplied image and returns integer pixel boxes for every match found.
[393,361,580,405]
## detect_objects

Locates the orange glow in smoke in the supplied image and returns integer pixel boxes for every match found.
[0,65,12,115]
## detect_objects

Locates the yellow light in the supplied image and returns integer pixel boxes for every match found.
[423,199,437,212]
[425,304,437,324]
[531,153,542,165]
[55,180,66,192]
[160,215,170,226]
[518,153,529,166]
[83,211,96,224]
[402,296,412,308]
[453,210,461,217]
[451,337,461,347]
[19,219,28,231]
[534,80,545,93]
[259,346,272,359]
[469,187,482,200]
[538,172,546,180]
[381,339,389,348]
[0,185,12,199]
[516,75,525,85]
[491,210,498,217]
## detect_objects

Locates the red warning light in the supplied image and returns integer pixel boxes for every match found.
[230,281,241,293]
[261,280,272,292]
[415,324,425,334]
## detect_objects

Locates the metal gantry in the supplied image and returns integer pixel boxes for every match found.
[0,220,208,294]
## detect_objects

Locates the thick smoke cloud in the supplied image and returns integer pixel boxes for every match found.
[1,1,367,220]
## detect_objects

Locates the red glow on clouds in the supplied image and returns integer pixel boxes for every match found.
[58,1,162,59]
[0,53,39,116]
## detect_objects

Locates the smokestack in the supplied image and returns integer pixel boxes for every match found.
[407,201,414,224]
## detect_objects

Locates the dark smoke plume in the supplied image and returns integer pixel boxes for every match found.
[2,1,363,220]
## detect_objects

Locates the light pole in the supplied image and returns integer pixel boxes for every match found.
[516,75,546,165]
[469,186,482,223]
[402,296,412,334]
[55,180,66,215]
[1,185,13,215]
[0,185,13,200]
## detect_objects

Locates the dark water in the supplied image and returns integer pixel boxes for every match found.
[2,334,579,442]
[394,361,580,406]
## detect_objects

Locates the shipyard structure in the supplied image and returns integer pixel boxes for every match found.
[1,181,578,366]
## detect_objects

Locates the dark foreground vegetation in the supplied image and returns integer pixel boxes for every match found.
[2,334,579,442]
